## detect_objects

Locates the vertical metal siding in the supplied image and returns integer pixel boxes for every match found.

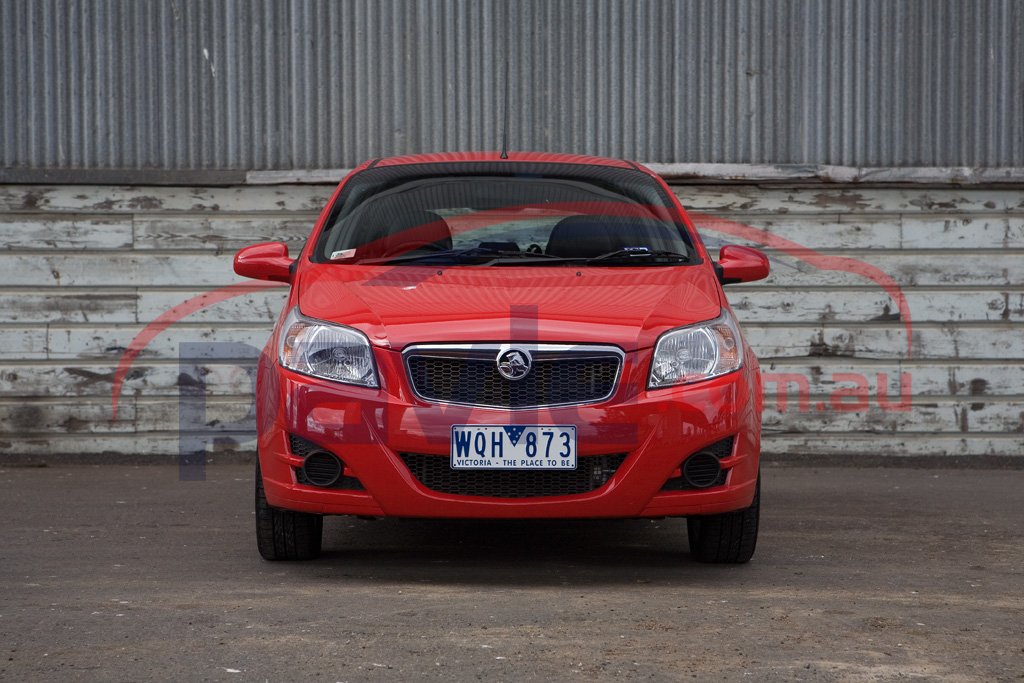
[1,0,1022,172]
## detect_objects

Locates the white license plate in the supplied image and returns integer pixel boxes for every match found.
[450,425,577,470]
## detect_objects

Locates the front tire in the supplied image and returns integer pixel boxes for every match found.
[255,462,323,560]
[687,475,760,564]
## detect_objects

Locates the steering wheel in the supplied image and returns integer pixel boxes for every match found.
[526,243,544,254]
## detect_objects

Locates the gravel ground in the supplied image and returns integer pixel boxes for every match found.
[0,463,1021,682]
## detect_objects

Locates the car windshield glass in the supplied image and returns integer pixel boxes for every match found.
[314,167,695,266]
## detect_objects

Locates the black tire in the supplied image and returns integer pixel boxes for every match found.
[255,462,323,560]
[687,475,760,564]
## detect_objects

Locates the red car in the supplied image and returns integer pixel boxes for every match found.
[234,152,769,563]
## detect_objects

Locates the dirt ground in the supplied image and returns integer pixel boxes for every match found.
[0,463,1021,682]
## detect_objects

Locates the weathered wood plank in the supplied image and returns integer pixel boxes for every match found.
[761,434,1024,457]
[119,209,1021,254]
[677,185,1024,215]
[0,185,334,213]
[750,252,1023,288]
[696,214,894,250]
[3,208,1017,255]
[132,287,1024,325]
[762,400,1024,434]
[134,397,255,433]
[4,183,1022,218]
[0,215,133,250]
[1,359,1015,401]
[0,322,1006,361]
[727,288,1024,323]
[697,215,1024,251]
[0,362,258,398]
[0,291,138,323]
[95,396,1024,437]
[0,288,286,325]
[0,400,135,434]
[759,360,1024,399]
[899,216,1024,250]
[136,289,288,324]
[746,323,1023,361]
[132,216,316,252]
[1,182,1020,459]
[45,324,273,361]
[1,251,1020,288]
[0,433,258,456]
[1,395,1019,439]
[1,431,1020,458]
[0,327,48,359]
[0,253,242,287]
[3,285,1017,328]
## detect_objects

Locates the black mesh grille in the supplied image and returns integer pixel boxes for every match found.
[400,452,628,498]
[289,435,364,490]
[661,437,733,491]
[407,355,619,408]
[288,435,321,458]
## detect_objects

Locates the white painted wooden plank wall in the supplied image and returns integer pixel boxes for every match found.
[0,184,1021,459]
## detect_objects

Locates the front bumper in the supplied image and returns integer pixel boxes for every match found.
[256,346,762,519]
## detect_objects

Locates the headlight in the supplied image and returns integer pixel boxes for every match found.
[278,308,379,388]
[648,310,744,388]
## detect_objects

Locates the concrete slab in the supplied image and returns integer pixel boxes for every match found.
[0,464,1021,680]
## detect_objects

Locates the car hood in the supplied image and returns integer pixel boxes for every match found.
[296,264,722,352]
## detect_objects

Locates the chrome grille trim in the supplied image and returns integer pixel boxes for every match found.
[402,343,625,410]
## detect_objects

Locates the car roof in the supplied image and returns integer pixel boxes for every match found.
[369,151,638,170]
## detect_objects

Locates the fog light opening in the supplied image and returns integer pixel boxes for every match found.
[682,451,722,489]
[302,450,343,487]
[590,463,619,488]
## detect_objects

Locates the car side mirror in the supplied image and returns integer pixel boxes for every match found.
[234,242,295,283]
[716,245,770,284]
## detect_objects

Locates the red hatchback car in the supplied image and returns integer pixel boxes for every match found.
[234,152,770,563]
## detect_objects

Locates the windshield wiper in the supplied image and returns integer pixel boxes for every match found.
[360,245,688,266]
[360,246,507,265]
[363,246,570,266]
[480,252,569,265]
[584,247,689,264]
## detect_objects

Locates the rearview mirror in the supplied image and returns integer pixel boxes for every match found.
[234,242,294,283]
[716,245,769,284]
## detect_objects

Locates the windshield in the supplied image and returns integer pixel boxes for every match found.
[313,164,696,267]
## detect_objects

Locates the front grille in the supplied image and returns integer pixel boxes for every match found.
[405,346,622,408]
[400,452,628,498]
[289,434,364,490]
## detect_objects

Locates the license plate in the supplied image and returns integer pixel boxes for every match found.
[450,425,577,470]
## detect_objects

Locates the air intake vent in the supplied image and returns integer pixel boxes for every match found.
[399,452,627,498]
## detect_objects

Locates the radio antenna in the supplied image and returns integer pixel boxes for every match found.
[500,53,510,159]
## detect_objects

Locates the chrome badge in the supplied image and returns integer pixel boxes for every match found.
[496,348,532,381]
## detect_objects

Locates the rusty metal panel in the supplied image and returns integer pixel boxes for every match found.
[1,0,1022,175]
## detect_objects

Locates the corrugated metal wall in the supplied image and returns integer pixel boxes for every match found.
[2,0,1023,174]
